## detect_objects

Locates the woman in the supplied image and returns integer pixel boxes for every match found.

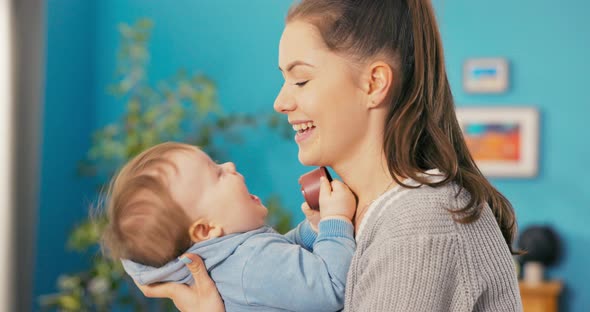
[138,0,523,310]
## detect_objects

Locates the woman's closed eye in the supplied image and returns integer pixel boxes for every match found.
[295,80,309,87]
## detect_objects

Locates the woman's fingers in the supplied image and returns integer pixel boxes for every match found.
[134,255,211,299]
[180,253,225,312]
[182,254,219,296]
[133,254,224,312]
[180,254,215,290]
[134,279,186,299]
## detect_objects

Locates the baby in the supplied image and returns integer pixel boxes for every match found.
[101,142,357,312]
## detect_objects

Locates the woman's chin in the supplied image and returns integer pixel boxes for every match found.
[297,136,328,165]
[298,139,337,166]
[298,150,325,167]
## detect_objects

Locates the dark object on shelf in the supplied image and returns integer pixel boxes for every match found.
[518,225,561,266]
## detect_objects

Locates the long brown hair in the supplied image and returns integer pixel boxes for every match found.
[101,142,195,266]
[288,0,517,252]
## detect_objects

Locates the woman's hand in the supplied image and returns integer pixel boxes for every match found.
[134,254,225,312]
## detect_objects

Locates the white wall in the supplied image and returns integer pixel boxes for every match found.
[0,0,14,310]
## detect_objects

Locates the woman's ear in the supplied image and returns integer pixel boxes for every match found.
[188,219,224,243]
[366,61,394,109]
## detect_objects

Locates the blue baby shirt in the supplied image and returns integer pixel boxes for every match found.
[123,219,355,311]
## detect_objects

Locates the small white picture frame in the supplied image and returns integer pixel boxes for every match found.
[456,107,539,178]
[463,58,509,94]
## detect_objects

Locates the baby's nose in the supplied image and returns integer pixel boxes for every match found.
[223,162,237,173]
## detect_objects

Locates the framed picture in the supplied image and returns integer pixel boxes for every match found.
[463,58,509,93]
[456,107,539,178]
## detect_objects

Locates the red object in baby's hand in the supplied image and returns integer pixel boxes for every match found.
[298,167,333,211]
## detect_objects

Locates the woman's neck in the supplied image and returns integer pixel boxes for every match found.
[332,144,395,216]
[330,108,396,226]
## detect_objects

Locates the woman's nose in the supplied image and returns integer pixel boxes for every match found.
[273,85,296,114]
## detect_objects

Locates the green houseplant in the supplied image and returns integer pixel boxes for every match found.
[39,19,293,311]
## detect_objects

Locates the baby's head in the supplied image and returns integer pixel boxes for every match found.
[102,142,267,267]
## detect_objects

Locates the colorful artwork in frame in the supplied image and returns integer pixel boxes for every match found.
[456,107,539,178]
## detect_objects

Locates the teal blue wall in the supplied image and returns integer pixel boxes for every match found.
[34,0,97,303]
[435,1,590,311]
[37,1,589,311]
[92,1,302,220]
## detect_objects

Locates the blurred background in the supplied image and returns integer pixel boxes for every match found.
[2,0,589,311]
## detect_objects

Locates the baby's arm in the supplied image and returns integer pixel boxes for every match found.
[284,176,357,252]
[241,178,356,311]
[241,218,355,311]
[283,219,318,252]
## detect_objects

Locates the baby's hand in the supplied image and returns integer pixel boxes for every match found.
[318,177,356,221]
[301,202,320,232]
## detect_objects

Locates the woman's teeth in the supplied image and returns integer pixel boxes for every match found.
[292,121,316,133]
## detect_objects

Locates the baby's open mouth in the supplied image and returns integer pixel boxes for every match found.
[250,194,261,204]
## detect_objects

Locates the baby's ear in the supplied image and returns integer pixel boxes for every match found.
[188,219,224,243]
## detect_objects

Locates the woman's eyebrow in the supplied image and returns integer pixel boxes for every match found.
[279,60,315,72]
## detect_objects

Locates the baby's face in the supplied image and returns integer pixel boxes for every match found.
[167,147,268,234]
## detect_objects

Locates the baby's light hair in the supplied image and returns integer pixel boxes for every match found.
[101,142,196,267]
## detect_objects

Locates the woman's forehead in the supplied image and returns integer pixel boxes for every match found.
[279,22,327,65]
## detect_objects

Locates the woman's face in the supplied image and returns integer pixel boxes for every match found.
[274,21,370,167]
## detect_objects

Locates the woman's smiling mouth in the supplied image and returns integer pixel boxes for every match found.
[291,120,316,143]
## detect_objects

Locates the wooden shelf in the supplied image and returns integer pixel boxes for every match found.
[519,280,563,312]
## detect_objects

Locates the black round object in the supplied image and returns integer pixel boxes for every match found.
[517,225,560,266]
